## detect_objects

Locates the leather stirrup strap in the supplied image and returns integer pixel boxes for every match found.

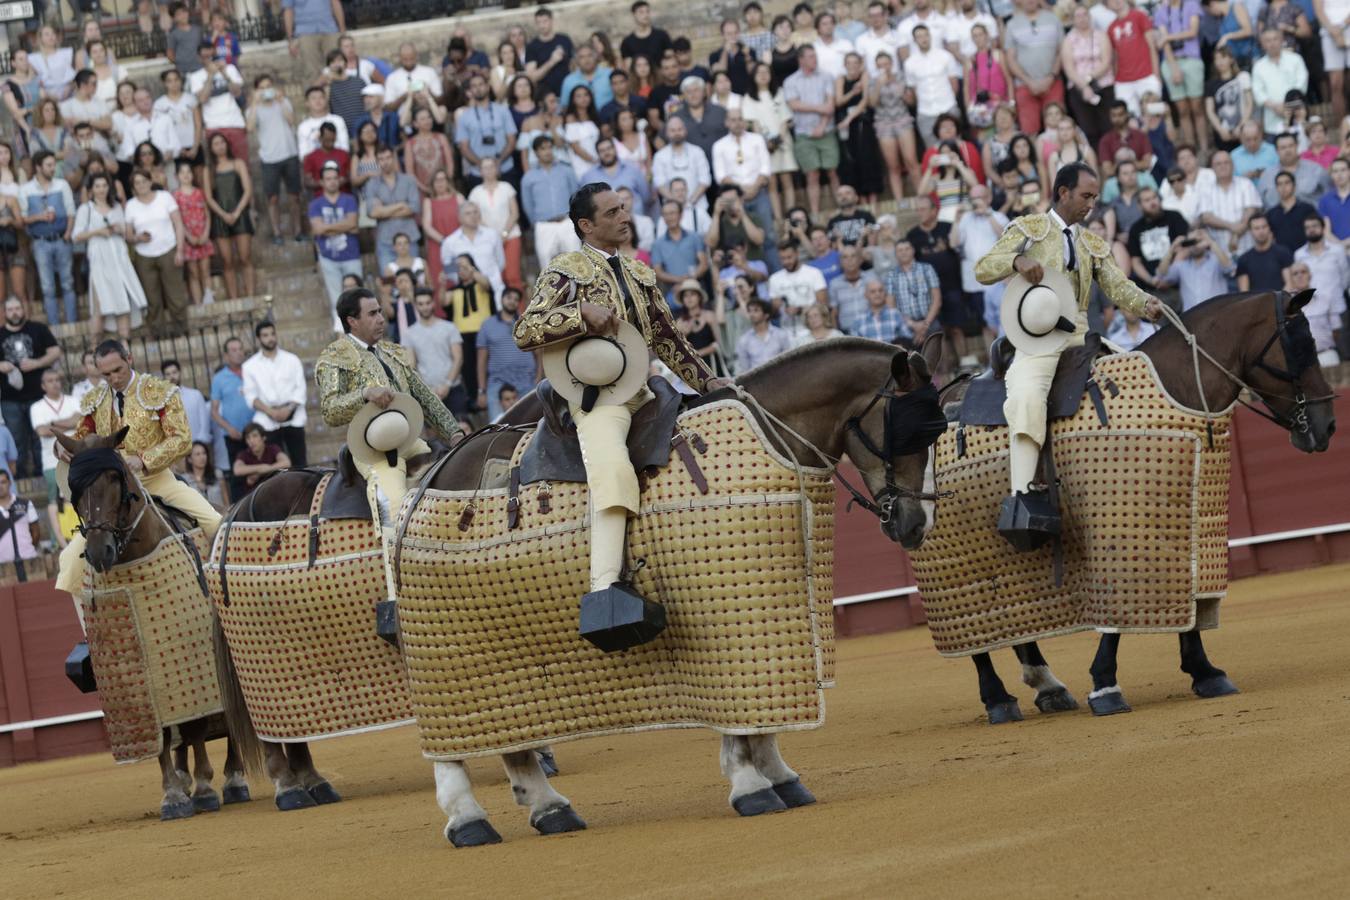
[507,466,522,529]
[671,433,709,495]
[308,472,333,569]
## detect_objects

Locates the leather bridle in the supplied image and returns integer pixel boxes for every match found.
[1242,294,1336,434]
[73,460,148,561]
[840,378,950,524]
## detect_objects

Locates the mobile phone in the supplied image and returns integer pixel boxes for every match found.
[1145,102,1167,116]
[411,79,425,92]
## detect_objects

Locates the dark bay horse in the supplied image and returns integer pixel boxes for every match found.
[942,290,1336,723]
[216,338,946,840]
[56,428,250,820]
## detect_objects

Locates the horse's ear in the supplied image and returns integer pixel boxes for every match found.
[908,348,931,385]
[920,331,943,378]
[111,425,130,448]
[1288,289,1315,314]
[890,350,913,389]
[53,431,82,456]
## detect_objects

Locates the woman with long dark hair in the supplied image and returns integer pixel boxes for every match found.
[133,140,168,189]
[422,169,463,303]
[202,132,256,298]
[490,41,523,102]
[742,61,797,219]
[611,106,651,175]
[0,142,26,304]
[73,171,146,338]
[630,55,655,98]
[507,74,538,132]
[563,84,601,178]
[185,440,228,509]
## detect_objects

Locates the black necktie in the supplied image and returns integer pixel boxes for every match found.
[115,390,125,418]
[1063,227,1077,272]
[606,255,637,320]
[368,344,396,383]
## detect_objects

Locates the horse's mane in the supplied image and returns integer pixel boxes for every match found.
[736,336,894,383]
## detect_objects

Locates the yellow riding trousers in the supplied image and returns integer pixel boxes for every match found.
[571,388,653,590]
[1003,315,1087,493]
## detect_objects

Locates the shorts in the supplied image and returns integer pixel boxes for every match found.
[262,157,302,196]
[937,288,969,329]
[1323,30,1350,71]
[1113,76,1163,115]
[793,133,840,171]
[962,291,986,337]
[44,468,58,504]
[1163,57,1205,100]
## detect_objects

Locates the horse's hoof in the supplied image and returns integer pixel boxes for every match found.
[192,790,221,813]
[772,778,816,809]
[447,818,503,848]
[1193,675,1240,699]
[160,797,195,821]
[307,781,342,805]
[732,787,788,817]
[1089,691,1133,716]
[222,783,251,805]
[1034,687,1080,713]
[986,700,1024,725]
[275,787,317,811]
[536,749,558,778]
[531,804,587,835]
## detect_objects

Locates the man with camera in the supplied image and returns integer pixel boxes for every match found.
[189,40,247,161]
[1153,230,1235,312]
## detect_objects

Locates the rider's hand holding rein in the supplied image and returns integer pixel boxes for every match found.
[1015,253,1166,322]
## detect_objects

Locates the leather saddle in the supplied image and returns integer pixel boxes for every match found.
[319,447,378,521]
[519,376,686,486]
[958,333,1108,428]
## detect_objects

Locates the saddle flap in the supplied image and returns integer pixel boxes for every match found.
[319,448,374,521]
[519,377,687,486]
[958,334,1105,428]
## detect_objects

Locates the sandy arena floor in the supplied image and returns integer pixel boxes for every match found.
[3,563,1349,899]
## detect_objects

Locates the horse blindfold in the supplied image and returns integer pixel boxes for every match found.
[67,448,131,510]
[885,383,948,456]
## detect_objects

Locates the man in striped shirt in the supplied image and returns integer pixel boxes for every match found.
[881,239,942,344]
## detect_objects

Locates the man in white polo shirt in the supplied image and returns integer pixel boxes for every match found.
[383,42,443,110]
[903,25,961,143]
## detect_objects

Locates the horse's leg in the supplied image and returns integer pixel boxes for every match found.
[183,719,220,812]
[721,735,786,816]
[221,736,251,805]
[286,742,341,805]
[1013,642,1080,713]
[972,652,1023,724]
[534,746,558,777]
[501,749,586,835]
[1180,629,1240,698]
[266,740,316,811]
[1087,632,1133,716]
[173,739,191,794]
[158,727,194,821]
[435,761,502,847]
[746,734,816,809]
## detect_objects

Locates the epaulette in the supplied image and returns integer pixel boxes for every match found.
[543,251,599,285]
[80,382,109,416]
[317,336,362,367]
[1006,213,1053,243]
[618,254,657,288]
[134,374,178,411]
[1080,228,1111,259]
[378,339,414,368]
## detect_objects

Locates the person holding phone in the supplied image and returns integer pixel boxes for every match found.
[1154,229,1234,310]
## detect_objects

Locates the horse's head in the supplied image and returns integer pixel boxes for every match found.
[843,335,947,549]
[55,426,142,573]
[1244,290,1336,453]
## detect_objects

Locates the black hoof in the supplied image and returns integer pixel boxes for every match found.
[531,804,587,835]
[1193,674,1239,699]
[986,700,1024,725]
[772,778,816,808]
[192,790,221,813]
[447,818,503,848]
[160,797,195,821]
[307,781,342,805]
[536,749,558,778]
[222,783,251,804]
[732,787,788,817]
[1088,691,1133,716]
[1034,687,1080,713]
[275,787,317,811]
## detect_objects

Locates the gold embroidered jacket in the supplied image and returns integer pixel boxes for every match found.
[315,335,460,441]
[974,213,1150,317]
[513,246,717,393]
[75,374,190,475]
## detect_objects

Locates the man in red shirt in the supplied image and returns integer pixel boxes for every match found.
[1096,100,1155,178]
[302,123,350,196]
[1106,0,1162,115]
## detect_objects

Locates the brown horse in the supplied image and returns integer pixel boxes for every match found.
[56,428,250,820]
[939,290,1337,723]
[215,338,946,837]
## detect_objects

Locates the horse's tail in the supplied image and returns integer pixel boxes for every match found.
[212,607,263,777]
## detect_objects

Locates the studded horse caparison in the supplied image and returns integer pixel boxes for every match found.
[939,291,1337,723]
[55,428,250,820]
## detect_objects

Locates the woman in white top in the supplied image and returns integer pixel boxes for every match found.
[489,41,523,102]
[74,20,117,70]
[151,69,201,165]
[611,107,651,175]
[709,71,743,112]
[84,40,121,106]
[30,25,75,101]
[467,157,522,290]
[123,170,189,335]
[794,303,843,347]
[72,171,146,339]
[741,62,798,221]
[518,90,570,170]
[563,85,601,179]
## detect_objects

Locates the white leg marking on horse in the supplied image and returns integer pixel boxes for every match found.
[434,761,489,833]
[500,751,570,819]
[746,735,797,785]
[1088,685,1123,700]
[1022,664,1067,693]
[721,735,774,802]
[920,447,937,537]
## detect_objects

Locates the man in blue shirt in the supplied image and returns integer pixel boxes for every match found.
[210,337,255,495]
[1230,121,1278,180]
[581,138,649,216]
[353,83,402,151]
[18,152,77,327]
[363,145,422,272]
[651,199,709,307]
[598,69,647,123]
[559,44,614,109]
[1154,230,1235,311]
[282,0,344,79]
[476,287,539,421]
[521,136,580,269]
[1318,157,1350,244]
[455,73,518,192]
[309,162,362,330]
[0,423,17,479]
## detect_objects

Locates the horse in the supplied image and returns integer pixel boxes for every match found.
[934,290,1337,723]
[214,338,945,831]
[55,428,250,820]
[415,337,947,846]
